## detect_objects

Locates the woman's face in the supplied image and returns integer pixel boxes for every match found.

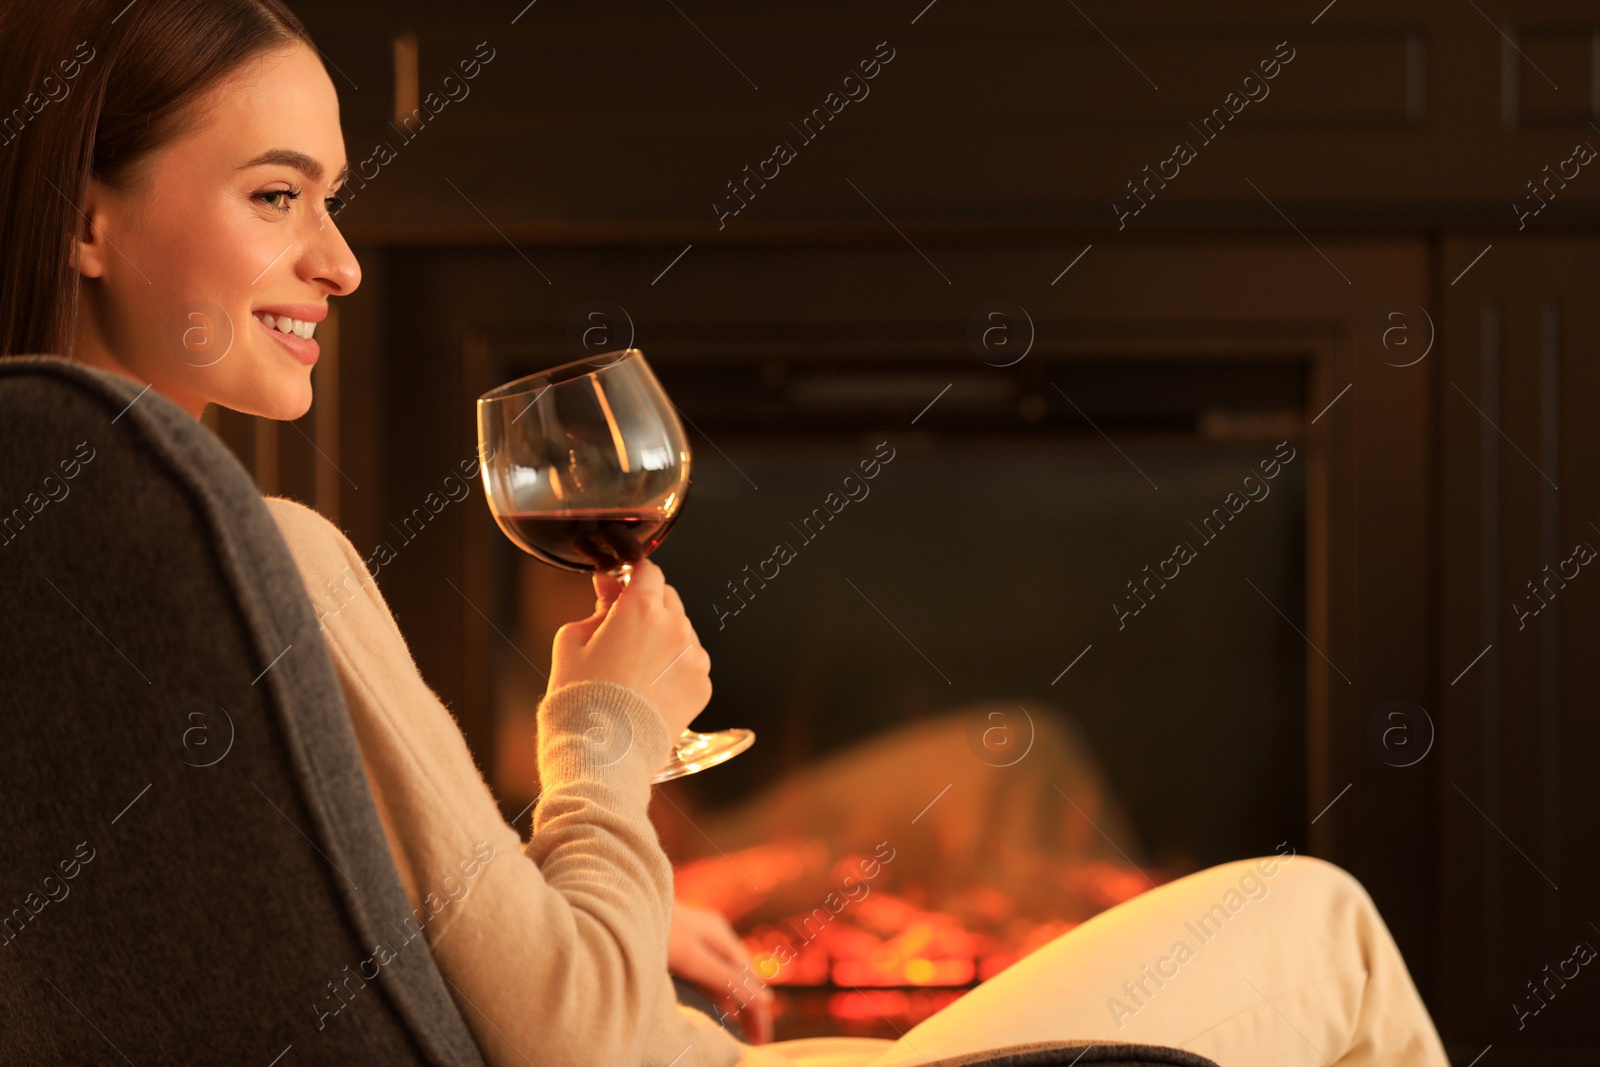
[72,41,359,421]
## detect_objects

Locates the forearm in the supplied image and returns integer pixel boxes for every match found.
[520,679,680,1064]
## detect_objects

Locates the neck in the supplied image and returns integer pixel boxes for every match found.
[70,314,208,421]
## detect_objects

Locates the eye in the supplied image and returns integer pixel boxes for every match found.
[254,187,301,213]
[325,191,347,218]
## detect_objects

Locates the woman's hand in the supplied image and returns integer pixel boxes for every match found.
[548,559,711,739]
[669,899,774,1044]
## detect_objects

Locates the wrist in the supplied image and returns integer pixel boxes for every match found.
[537,679,673,783]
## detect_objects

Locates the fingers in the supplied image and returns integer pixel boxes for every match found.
[559,557,709,731]
[674,905,751,973]
[646,575,704,670]
[658,584,705,659]
[713,967,773,1044]
[670,905,773,1044]
[704,912,749,968]
[673,936,736,993]
[618,558,665,603]
[593,569,623,610]
[660,586,706,660]
[695,910,771,1036]
[744,986,774,1044]
[692,947,773,1044]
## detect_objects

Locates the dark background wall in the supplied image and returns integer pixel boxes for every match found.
[207,3,1600,1061]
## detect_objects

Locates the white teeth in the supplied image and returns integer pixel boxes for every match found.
[254,311,316,340]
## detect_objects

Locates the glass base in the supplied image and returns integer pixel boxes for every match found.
[652,727,755,783]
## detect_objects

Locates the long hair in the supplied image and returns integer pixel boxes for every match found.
[0,0,313,359]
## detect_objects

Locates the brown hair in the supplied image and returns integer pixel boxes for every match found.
[0,0,313,358]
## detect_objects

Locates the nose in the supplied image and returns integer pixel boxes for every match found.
[301,208,362,296]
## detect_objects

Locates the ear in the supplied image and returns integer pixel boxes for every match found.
[70,178,114,280]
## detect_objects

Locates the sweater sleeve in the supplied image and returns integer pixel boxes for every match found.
[262,496,759,1067]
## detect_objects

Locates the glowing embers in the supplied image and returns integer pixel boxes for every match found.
[737,859,1154,1009]
[748,892,981,989]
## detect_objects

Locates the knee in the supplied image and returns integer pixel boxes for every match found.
[1261,853,1374,915]
[1175,853,1372,914]
[1286,853,1363,889]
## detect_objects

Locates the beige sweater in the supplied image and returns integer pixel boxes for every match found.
[264,496,812,1067]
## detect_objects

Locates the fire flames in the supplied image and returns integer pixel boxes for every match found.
[659,709,1175,1036]
[740,885,1102,990]
[678,842,1163,1033]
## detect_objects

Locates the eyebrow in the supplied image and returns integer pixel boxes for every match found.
[239,148,350,186]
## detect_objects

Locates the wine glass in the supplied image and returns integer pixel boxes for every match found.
[477,347,754,783]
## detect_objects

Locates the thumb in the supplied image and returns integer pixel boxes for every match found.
[557,588,614,648]
[593,570,623,612]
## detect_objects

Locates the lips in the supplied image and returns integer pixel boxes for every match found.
[252,304,326,366]
[253,311,320,365]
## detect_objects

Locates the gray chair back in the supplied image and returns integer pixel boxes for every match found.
[0,357,487,1065]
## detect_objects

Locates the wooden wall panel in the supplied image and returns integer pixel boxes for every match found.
[1439,238,1600,1057]
[290,1,1600,239]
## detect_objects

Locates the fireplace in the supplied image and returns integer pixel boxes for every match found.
[303,230,1436,1043]
[481,335,1313,1037]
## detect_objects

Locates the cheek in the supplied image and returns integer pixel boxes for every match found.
[128,201,269,361]
[159,210,316,418]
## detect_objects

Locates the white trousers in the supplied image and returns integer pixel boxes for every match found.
[769,854,1450,1067]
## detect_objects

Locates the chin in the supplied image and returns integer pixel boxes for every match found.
[233,374,313,422]
[271,379,315,422]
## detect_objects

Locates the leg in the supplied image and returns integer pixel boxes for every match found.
[870,854,1448,1067]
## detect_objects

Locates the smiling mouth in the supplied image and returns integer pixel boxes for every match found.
[252,311,318,340]
[252,311,321,366]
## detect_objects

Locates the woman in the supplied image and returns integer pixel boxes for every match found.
[0,2,1451,1065]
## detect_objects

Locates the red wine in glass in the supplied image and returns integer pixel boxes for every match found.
[496,507,680,573]
[476,348,753,782]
